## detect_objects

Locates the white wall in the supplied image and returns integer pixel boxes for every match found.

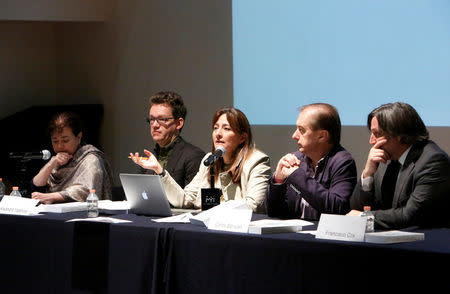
[0,0,449,186]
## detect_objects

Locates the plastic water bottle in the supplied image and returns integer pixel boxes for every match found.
[361,206,374,232]
[0,178,5,200]
[10,186,22,197]
[87,189,99,218]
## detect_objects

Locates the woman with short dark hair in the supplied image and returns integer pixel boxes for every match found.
[31,112,112,203]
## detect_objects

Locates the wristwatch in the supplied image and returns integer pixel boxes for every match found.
[158,169,166,177]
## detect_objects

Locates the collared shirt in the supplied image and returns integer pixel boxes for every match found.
[300,156,325,218]
[361,145,412,191]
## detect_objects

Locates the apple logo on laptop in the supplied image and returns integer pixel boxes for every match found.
[141,191,149,200]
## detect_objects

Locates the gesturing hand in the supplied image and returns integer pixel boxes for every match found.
[129,149,164,174]
[363,137,390,178]
[274,153,301,182]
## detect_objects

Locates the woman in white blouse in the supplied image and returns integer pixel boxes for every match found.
[130,107,271,213]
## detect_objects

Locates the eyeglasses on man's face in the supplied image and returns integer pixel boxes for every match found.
[146,117,175,125]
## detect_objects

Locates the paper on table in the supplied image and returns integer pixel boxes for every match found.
[66,217,132,223]
[249,218,313,227]
[297,230,317,235]
[364,230,425,244]
[37,201,87,213]
[152,212,194,223]
[98,200,129,214]
[189,200,249,227]
[37,200,129,214]
[248,218,314,234]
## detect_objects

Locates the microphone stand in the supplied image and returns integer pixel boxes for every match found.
[200,164,222,210]
[16,158,32,198]
[210,164,215,189]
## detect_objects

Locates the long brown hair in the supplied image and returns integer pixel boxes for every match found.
[210,107,254,184]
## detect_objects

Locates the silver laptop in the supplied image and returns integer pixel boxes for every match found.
[119,173,172,217]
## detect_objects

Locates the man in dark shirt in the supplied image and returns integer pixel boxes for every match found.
[137,91,205,188]
[265,103,357,220]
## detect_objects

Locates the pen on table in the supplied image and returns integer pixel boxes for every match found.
[128,156,149,160]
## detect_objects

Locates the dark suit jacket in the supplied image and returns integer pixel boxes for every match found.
[265,145,357,220]
[351,140,450,229]
[143,136,205,188]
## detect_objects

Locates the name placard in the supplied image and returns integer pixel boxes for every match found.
[316,214,366,242]
[207,208,252,233]
[0,196,40,215]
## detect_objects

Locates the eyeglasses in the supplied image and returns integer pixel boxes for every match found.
[146,117,175,125]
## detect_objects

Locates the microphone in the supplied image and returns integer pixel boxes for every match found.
[203,147,226,166]
[9,150,51,160]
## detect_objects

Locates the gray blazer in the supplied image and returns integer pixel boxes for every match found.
[351,140,450,229]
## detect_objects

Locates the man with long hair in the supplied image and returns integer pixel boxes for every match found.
[348,102,450,229]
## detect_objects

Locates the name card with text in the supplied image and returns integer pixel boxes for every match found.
[316,214,366,242]
[0,196,40,215]
[207,208,252,233]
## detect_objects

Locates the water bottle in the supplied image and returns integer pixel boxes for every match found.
[0,178,5,201]
[87,189,99,218]
[10,186,22,197]
[361,206,374,232]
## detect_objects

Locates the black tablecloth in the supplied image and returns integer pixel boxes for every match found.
[1,212,449,294]
[108,213,450,294]
[0,212,75,294]
[164,226,450,294]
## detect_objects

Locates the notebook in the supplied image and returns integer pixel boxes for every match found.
[119,173,172,217]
